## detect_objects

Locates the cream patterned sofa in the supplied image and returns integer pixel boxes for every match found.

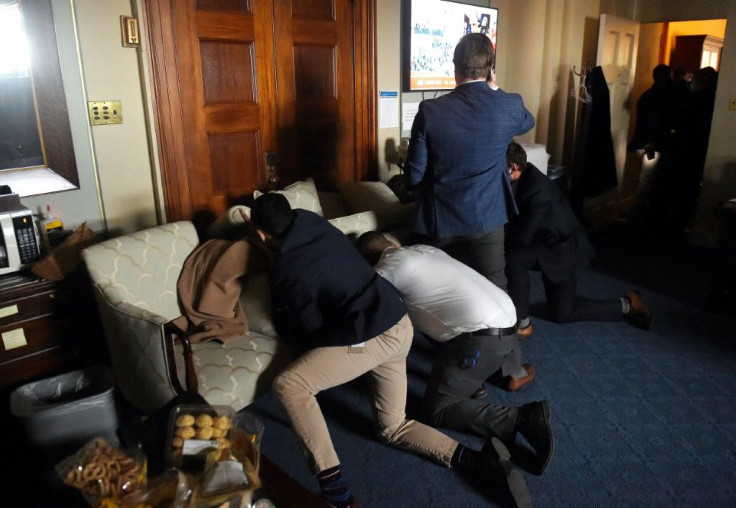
[81,221,291,414]
[83,178,415,415]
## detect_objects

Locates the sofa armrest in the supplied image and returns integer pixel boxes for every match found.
[92,288,191,413]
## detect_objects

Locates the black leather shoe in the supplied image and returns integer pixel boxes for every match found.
[516,401,554,475]
[626,291,652,330]
[477,437,531,508]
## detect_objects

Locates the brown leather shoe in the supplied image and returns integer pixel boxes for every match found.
[626,291,652,330]
[508,364,535,392]
[517,323,533,338]
[471,384,488,399]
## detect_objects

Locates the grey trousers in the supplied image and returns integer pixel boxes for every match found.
[273,314,459,474]
[418,227,508,292]
[423,331,520,442]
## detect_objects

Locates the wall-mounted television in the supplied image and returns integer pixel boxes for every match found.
[402,0,498,92]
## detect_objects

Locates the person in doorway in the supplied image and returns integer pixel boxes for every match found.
[504,142,653,336]
[357,231,554,476]
[624,64,675,224]
[404,32,534,292]
[628,64,673,161]
[249,192,532,508]
[674,66,719,233]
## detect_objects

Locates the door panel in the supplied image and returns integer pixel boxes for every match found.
[273,0,357,188]
[145,0,374,227]
[176,3,277,219]
[597,14,640,185]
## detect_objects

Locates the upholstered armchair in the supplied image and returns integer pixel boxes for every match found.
[81,221,291,414]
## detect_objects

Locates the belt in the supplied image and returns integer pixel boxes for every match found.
[470,325,517,337]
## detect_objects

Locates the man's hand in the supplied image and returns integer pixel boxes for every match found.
[238,207,260,239]
[643,143,656,160]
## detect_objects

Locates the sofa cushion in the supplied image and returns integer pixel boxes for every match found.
[336,180,400,212]
[190,330,291,411]
[328,211,380,241]
[336,181,416,232]
[240,271,275,337]
[254,177,323,217]
[318,191,352,220]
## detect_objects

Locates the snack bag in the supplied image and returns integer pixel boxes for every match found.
[56,438,147,507]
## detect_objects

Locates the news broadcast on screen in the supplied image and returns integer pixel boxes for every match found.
[406,0,498,91]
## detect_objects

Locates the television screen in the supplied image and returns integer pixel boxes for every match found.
[403,0,498,92]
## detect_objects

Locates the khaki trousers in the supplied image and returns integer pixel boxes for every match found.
[273,314,459,474]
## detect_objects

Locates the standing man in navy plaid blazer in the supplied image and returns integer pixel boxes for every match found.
[405,33,535,293]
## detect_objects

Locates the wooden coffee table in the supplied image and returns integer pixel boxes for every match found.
[255,454,329,507]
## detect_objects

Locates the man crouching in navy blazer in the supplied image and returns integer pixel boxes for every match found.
[505,141,653,337]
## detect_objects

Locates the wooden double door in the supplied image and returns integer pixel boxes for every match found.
[145,0,376,227]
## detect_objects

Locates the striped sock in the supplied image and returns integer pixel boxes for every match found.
[317,466,354,508]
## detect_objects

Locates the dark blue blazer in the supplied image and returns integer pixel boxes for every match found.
[269,210,406,350]
[406,80,535,238]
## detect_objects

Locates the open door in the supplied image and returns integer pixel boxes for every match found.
[597,14,640,184]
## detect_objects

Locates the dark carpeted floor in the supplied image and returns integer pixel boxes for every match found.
[3,221,734,507]
[247,221,736,507]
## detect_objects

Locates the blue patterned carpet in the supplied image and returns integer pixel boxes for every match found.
[249,223,736,507]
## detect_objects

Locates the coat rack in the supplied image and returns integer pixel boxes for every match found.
[571,63,593,104]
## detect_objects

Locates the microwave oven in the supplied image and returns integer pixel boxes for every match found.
[0,204,41,277]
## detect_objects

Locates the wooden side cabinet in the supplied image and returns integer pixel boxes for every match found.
[0,270,106,389]
[670,34,723,75]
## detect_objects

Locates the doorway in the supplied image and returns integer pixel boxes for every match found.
[621,19,726,216]
[586,18,727,228]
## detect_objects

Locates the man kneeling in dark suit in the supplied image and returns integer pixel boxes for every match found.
[504,141,652,337]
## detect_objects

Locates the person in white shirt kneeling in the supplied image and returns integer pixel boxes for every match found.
[357,232,553,476]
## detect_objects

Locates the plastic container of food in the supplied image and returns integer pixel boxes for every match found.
[165,404,236,470]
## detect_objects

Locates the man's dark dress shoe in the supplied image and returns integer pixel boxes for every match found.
[517,323,533,338]
[507,364,535,392]
[477,437,531,508]
[625,291,652,330]
[515,401,554,475]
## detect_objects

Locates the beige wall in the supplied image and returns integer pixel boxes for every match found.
[73,0,158,236]
[376,0,402,182]
[693,1,736,245]
[18,0,158,237]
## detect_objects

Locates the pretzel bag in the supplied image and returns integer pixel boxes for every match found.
[56,438,149,507]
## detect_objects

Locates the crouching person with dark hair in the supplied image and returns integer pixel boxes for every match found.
[249,192,532,508]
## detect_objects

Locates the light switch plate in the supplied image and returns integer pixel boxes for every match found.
[88,101,123,125]
[121,16,140,47]
[730,96,736,111]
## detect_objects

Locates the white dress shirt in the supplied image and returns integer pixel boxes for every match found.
[375,244,516,341]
